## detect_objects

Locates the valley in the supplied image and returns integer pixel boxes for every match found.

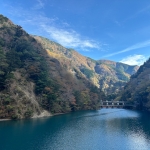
[0,14,149,120]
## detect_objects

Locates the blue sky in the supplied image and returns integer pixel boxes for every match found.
[1,0,150,65]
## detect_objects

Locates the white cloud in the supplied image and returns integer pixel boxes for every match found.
[104,40,150,57]
[41,25,100,49]
[20,15,97,50]
[120,54,147,66]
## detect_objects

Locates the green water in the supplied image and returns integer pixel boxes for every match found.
[1,109,150,150]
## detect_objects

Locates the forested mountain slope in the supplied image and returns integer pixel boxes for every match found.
[118,58,150,110]
[34,36,139,95]
[0,14,105,119]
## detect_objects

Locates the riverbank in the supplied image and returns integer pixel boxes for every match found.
[0,111,69,122]
[0,119,11,122]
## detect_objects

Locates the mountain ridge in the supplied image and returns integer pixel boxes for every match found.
[34,35,139,95]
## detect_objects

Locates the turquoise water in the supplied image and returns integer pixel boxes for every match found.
[1,109,150,150]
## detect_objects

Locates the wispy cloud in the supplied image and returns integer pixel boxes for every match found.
[138,5,150,14]
[17,14,101,50]
[19,14,56,26]
[41,25,99,49]
[124,5,150,22]
[120,54,147,66]
[20,15,100,50]
[104,40,150,57]
[4,1,104,51]
[114,20,121,26]
[33,0,45,10]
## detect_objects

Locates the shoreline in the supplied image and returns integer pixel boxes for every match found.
[0,112,68,122]
[0,119,11,122]
[0,108,149,122]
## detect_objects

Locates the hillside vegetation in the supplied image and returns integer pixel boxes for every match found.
[0,14,105,119]
[34,36,139,95]
[118,58,150,110]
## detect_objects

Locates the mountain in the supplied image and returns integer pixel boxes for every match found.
[118,58,150,110]
[0,14,140,120]
[33,36,139,95]
[0,14,105,119]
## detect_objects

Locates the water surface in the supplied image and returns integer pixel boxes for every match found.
[1,109,150,150]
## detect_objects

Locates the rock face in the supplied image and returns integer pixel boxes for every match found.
[118,58,150,110]
[0,14,105,119]
[34,36,139,95]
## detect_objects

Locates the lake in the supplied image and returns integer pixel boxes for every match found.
[1,108,150,150]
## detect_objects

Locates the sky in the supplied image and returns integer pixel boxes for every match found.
[0,0,150,66]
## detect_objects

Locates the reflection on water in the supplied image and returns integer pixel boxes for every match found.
[0,109,150,150]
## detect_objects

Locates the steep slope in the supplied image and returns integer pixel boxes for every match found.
[0,14,105,119]
[118,58,150,110]
[95,60,139,94]
[34,36,139,95]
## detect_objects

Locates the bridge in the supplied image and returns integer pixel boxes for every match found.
[100,101,135,109]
